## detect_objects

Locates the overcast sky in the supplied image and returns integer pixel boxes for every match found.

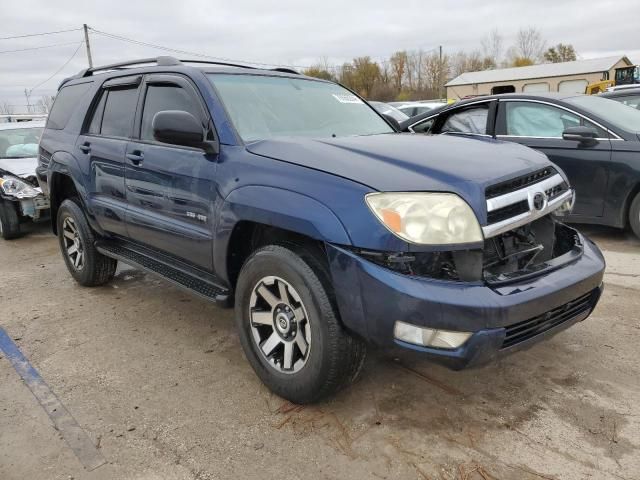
[2,0,639,110]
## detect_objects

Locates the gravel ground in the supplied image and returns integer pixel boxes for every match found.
[0,223,638,480]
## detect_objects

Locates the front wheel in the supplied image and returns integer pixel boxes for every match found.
[0,200,21,240]
[235,244,366,404]
[630,193,640,240]
[57,199,117,286]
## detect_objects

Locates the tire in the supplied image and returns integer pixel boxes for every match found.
[630,193,640,240]
[0,200,21,240]
[56,199,117,286]
[235,244,366,404]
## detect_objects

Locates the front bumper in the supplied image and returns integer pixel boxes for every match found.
[0,193,50,222]
[326,232,605,369]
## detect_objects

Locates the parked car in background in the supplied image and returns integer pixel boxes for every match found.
[402,93,640,238]
[39,58,604,403]
[368,101,409,122]
[397,101,447,117]
[600,87,640,110]
[0,114,48,124]
[0,121,49,239]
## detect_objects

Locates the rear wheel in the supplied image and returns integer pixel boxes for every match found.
[0,200,21,240]
[235,244,366,404]
[630,192,640,239]
[57,199,117,286]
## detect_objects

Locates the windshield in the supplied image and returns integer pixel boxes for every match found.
[565,95,640,132]
[208,74,393,142]
[0,127,43,159]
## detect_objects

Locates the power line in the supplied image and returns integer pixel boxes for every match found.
[88,27,312,69]
[0,41,83,54]
[28,42,84,93]
[0,28,81,41]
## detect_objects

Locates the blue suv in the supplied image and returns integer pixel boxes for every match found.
[38,57,605,403]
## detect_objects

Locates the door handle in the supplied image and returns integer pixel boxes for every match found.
[79,142,91,154]
[126,151,144,165]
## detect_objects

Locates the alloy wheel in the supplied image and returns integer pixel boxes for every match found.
[249,276,311,374]
[62,216,84,270]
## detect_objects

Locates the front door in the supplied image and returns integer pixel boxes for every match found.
[496,100,612,218]
[77,77,141,236]
[124,74,217,270]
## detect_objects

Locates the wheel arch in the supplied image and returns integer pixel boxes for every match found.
[217,186,352,288]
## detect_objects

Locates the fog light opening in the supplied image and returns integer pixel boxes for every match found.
[394,321,472,349]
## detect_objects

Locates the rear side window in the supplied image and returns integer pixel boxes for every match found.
[140,84,202,141]
[46,83,91,130]
[99,87,138,138]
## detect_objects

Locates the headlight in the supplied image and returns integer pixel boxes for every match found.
[365,192,483,245]
[0,176,41,199]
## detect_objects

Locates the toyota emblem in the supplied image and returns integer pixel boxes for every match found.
[533,192,547,211]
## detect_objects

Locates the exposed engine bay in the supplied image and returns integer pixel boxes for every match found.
[355,216,580,284]
[482,216,580,283]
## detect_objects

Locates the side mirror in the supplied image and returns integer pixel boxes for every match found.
[382,114,401,132]
[152,110,218,154]
[562,126,598,144]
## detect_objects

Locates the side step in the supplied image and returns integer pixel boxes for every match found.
[96,241,231,305]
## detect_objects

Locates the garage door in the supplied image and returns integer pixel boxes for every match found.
[558,79,588,94]
[523,82,550,93]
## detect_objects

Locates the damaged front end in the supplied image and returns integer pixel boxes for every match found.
[0,170,50,223]
[353,167,581,287]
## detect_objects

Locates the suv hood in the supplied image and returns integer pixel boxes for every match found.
[246,133,554,195]
[0,156,38,179]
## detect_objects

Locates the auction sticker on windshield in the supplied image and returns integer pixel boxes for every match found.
[332,93,363,104]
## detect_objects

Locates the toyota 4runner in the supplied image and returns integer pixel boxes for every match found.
[38,57,605,403]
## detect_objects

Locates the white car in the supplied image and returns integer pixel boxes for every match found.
[0,121,50,239]
[397,102,447,118]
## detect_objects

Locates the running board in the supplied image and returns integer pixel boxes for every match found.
[95,241,230,305]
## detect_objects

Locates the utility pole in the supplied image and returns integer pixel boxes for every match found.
[83,24,93,68]
[439,45,443,101]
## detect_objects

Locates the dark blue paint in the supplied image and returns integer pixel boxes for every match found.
[39,66,608,368]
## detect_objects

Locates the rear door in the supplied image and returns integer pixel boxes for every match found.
[76,76,141,236]
[124,73,217,270]
[495,99,612,218]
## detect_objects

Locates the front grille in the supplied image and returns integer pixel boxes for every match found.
[486,167,557,199]
[487,200,529,224]
[501,289,597,349]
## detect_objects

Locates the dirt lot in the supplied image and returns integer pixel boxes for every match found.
[1,224,638,480]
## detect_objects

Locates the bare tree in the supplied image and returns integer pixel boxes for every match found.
[514,27,546,63]
[0,102,14,114]
[35,95,56,114]
[481,29,503,66]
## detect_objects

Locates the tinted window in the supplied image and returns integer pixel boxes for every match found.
[141,84,202,141]
[46,83,91,130]
[506,102,580,137]
[87,91,107,134]
[441,106,488,134]
[208,74,393,142]
[100,87,138,138]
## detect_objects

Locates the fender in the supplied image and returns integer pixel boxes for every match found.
[214,185,352,281]
[48,151,104,235]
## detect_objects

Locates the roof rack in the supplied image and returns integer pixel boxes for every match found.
[73,56,299,79]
